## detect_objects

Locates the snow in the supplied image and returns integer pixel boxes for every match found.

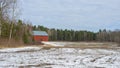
[0,46,120,68]
[42,41,65,46]
[0,47,42,53]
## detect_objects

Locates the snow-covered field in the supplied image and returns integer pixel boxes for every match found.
[0,46,120,68]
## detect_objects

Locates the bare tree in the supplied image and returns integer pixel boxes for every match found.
[8,0,18,45]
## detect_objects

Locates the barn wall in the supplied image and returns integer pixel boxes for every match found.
[33,36,48,42]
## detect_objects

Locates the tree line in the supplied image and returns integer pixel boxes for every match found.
[33,25,120,45]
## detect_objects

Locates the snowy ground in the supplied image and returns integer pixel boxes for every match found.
[0,46,120,68]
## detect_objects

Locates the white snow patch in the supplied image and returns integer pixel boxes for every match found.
[0,47,42,53]
[42,42,65,46]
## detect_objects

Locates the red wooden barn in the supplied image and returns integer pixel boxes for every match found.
[33,31,48,42]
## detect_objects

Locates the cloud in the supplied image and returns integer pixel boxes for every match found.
[21,0,120,32]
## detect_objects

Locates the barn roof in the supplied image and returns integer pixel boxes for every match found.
[33,31,48,36]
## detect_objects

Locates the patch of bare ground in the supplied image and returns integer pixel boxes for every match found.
[42,45,119,49]
[42,42,119,49]
[22,63,54,68]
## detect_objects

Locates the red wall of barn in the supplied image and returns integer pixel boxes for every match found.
[33,36,48,41]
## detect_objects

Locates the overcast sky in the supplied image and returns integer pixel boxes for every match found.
[21,0,120,32]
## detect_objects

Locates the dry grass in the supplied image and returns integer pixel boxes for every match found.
[0,39,119,49]
[0,38,25,48]
[0,45,25,49]
[42,42,119,49]
[42,45,119,49]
